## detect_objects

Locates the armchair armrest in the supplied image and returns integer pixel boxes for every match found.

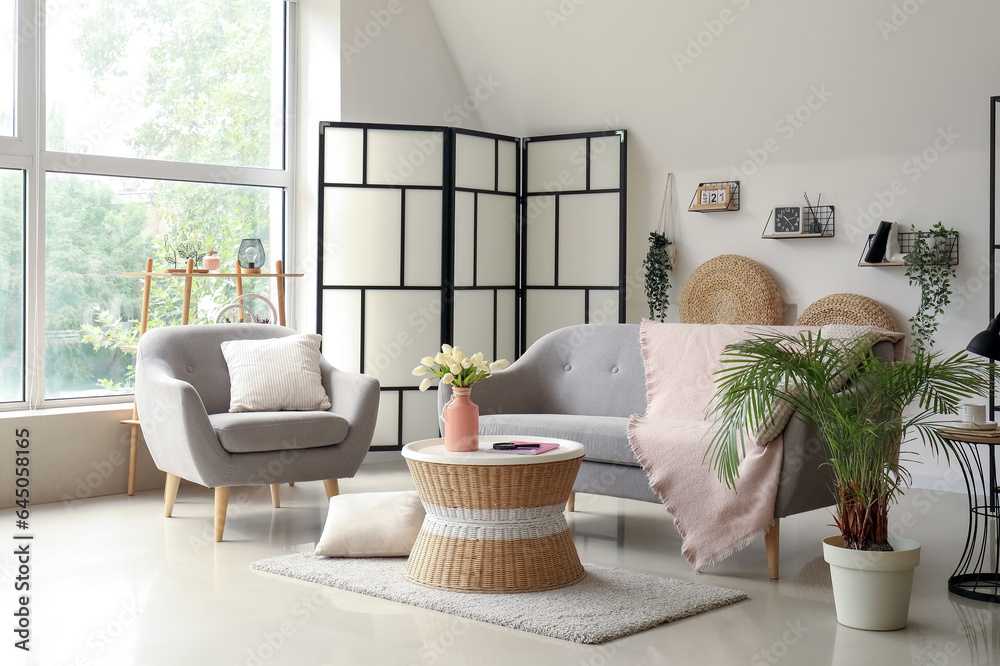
[135,358,231,486]
[322,363,380,450]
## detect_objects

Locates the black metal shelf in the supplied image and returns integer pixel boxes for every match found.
[858,230,959,267]
[688,180,740,212]
[761,205,835,238]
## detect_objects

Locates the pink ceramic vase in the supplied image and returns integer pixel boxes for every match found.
[443,387,479,452]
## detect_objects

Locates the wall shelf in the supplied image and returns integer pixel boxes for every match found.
[858,230,959,267]
[688,181,740,212]
[761,205,835,238]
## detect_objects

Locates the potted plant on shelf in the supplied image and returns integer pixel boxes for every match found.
[707,330,988,630]
[904,222,958,353]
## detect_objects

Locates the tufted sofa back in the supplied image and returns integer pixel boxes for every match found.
[136,324,313,415]
[521,324,646,417]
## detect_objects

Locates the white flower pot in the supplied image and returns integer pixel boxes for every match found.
[822,535,921,631]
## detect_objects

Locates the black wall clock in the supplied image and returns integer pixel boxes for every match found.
[773,207,802,234]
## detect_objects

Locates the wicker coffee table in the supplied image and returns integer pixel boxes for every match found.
[401,435,585,593]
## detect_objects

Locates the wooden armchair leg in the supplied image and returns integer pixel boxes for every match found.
[566,491,576,512]
[323,479,340,501]
[765,519,780,580]
[164,473,181,518]
[127,422,139,496]
[214,487,230,542]
[270,483,280,508]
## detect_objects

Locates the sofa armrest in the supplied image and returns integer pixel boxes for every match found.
[774,413,836,517]
[774,338,899,517]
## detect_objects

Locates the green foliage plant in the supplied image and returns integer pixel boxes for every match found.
[904,222,957,353]
[707,330,988,552]
[643,232,672,321]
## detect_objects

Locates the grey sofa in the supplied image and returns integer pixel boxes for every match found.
[440,323,894,578]
[135,324,380,541]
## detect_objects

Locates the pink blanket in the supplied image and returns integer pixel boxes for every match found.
[627,321,905,572]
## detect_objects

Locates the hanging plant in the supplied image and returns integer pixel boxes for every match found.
[904,222,957,353]
[643,231,673,321]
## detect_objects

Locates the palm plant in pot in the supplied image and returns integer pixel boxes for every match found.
[706,330,988,630]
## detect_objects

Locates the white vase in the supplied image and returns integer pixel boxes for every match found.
[822,535,921,631]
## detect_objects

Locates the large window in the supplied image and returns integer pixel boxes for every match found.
[0,3,13,136]
[46,0,285,168]
[0,0,295,407]
[0,169,24,402]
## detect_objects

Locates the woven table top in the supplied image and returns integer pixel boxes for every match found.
[402,436,584,466]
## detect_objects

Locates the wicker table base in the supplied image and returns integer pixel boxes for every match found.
[403,438,585,594]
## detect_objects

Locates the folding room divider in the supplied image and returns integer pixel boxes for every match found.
[318,122,626,449]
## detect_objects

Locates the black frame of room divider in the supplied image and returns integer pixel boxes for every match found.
[520,129,628,352]
[451,127,522,363]
[318,121,627,450]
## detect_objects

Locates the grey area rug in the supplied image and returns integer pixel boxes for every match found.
[250,553,748,644]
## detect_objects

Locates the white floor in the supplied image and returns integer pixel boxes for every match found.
[3,460,997,666]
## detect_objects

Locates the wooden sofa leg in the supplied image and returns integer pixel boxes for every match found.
[164,473,181,518]
[323,479,340,501]
[270,483,280,508]
[214,487,230,542]
[566,492,576,512]
[765,519,780,580]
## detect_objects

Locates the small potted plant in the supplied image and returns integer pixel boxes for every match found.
[412,345,508,452]
[707,330,988,630]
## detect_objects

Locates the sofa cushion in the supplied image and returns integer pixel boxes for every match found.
[480,414,639,467]
[209,411,349,453]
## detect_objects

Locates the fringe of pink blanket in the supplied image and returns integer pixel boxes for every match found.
[627,321,905,572]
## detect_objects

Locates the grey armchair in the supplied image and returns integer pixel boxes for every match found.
[135,324,379,541]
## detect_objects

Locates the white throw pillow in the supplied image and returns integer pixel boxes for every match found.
[221,333,332,412]
[315,491,425,558]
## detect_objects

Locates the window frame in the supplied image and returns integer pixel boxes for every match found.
[3,0,298,410]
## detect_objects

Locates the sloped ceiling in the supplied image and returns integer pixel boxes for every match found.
[340,0,484,129]
[427,0,1000,168]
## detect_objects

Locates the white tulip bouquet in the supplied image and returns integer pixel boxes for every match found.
[412,344,509,392]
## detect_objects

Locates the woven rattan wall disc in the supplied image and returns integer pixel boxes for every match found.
[795,293,899,331]
[679,255,784,325]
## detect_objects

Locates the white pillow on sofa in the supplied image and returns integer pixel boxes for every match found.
[221,333,332,413]
[315,491,425,558]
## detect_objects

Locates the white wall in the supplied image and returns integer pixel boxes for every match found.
[0,405,163,509]
[294,0,343,333]
[425,0,997,339]
[340,0,484,129]
[294,0,485,334]
[349,0,1000,490]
